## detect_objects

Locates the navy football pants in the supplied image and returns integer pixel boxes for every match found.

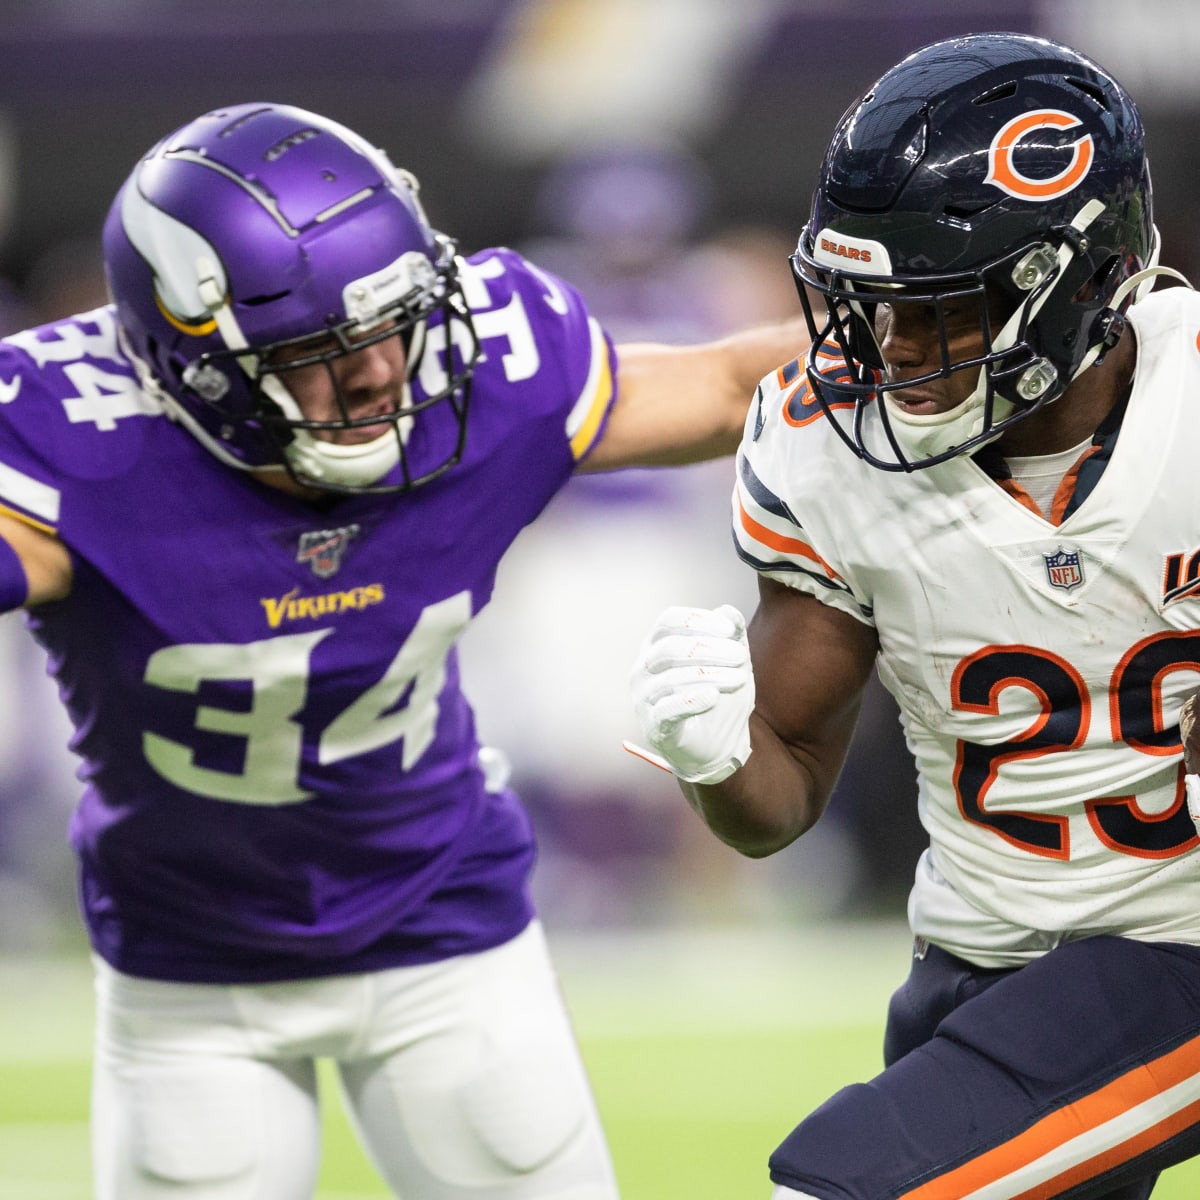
[769,936,1200,1199]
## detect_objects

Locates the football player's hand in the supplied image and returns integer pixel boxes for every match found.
[630,604,754,785]
[1181,689,1200,831]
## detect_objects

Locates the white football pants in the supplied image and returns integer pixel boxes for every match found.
[91,920,619,1199]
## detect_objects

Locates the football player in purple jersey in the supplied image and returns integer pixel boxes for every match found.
[632,32,1200,1200]
[0,103,805,1199]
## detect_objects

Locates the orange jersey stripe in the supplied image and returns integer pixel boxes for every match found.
[735,491,843,583]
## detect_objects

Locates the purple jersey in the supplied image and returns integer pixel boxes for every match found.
[0,248,617,983]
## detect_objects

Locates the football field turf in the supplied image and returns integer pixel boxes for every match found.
[2,922,1198,1198]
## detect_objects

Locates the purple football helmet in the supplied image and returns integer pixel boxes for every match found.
[103,102,480,493]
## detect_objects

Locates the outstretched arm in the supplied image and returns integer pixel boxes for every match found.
[632,577,878,857]
[579,317,809,472]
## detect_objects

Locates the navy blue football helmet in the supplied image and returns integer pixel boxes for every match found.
[791,33,1159,470]
[103,103,480,493]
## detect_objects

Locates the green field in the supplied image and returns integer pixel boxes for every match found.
[2,922,1198,1198]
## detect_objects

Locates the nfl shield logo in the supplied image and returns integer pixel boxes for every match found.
[1044,547,1084,592]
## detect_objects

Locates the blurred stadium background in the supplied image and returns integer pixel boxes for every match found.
[1,1,1200,1195]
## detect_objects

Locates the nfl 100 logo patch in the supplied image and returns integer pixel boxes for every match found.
[1044,546,1084,592]
[297,524,360,578]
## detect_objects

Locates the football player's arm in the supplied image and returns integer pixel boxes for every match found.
[634,578,878,857]
[0,512,71,608]
[578,316,810,472]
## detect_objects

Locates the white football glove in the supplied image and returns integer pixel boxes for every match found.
[630,604,754,785]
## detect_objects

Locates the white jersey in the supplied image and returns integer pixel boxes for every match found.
[735,287,1200,966]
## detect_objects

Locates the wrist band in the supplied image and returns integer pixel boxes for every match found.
[0,533,29,613]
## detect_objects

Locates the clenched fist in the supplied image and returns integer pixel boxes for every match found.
[629,604,755,785]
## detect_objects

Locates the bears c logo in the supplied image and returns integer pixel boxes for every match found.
[985,109,1094,201]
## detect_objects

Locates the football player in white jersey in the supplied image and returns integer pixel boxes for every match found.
[631,32,1200,1200]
